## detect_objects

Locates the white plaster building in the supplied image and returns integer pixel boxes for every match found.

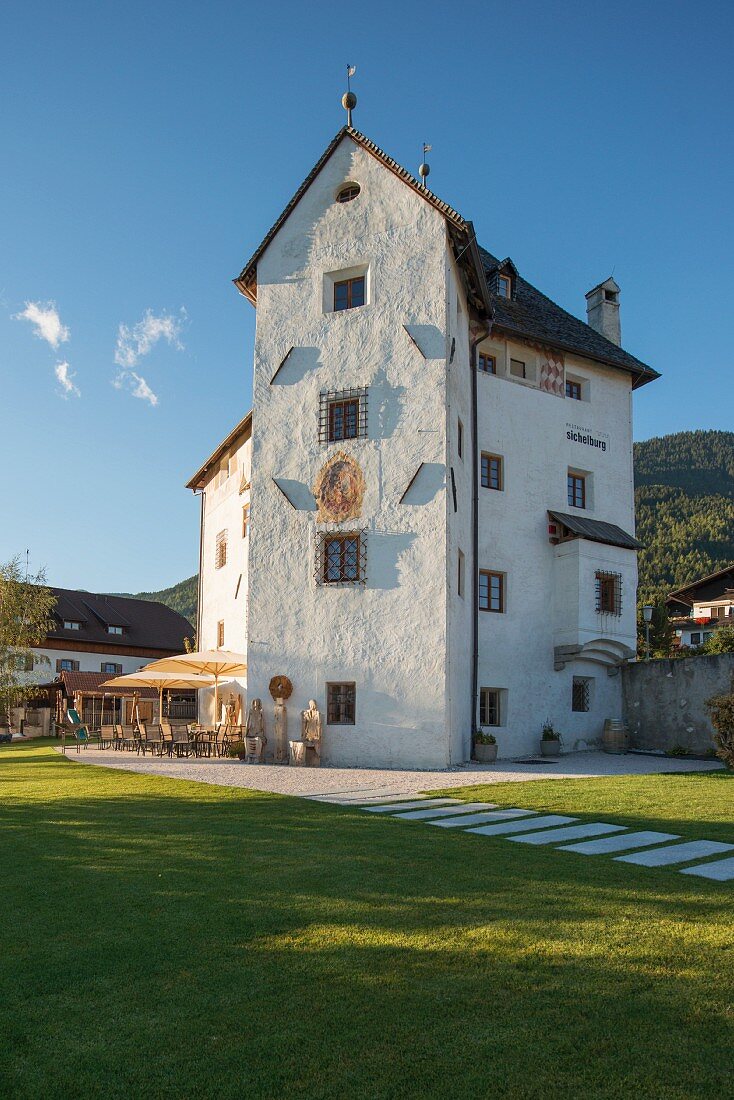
[668,566,734,649]
[193,125,659,766]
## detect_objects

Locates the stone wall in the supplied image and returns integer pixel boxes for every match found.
[622,652,734,754]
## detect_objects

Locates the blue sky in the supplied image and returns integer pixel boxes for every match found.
[1,0,732,593]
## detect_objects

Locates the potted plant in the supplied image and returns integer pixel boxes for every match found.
[228,739,247,761]
[474,730,498,763]
[540,719,561,757]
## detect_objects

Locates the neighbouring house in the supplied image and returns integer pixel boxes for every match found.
[667,566,734,649]
[190,120,659,765]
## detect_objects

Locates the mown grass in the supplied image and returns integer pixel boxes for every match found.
[1,741,733,1099]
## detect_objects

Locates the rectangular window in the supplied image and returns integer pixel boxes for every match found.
[479,570,504,613]
[217,620,225,648]
[215,529,228,569]
[63,620,81,631]
[16,653,34,672]
[572,677,591,712]
[107,625,123,636]
[319,387,368,444]
[595,571,622,616]
[509,358,526,379]
[327,682,356,725]
[567,473,586,509]
[566,379,582,401]
[242,505,250,538]
[101,662,122,675]
[478,353,496,374]
[457,419,464,459]
[481,453,503,491]
[324,534,360,584]
[56,659,79,673]
[689,632,702,646]
[497,275,512,299]
[458,549,465,598]
[334,276,365,312]
[479,687,501,727]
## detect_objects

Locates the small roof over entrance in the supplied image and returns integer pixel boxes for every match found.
[548,511,642,551]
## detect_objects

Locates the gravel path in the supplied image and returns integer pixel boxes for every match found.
[57,747,723,799]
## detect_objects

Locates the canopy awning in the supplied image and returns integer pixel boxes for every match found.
[548,511,642,551]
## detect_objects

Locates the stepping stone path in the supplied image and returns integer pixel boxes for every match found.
[344,799,734,882]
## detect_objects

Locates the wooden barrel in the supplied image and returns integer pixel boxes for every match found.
[603,718,629,755]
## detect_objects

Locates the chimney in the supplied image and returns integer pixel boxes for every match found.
[585,277,621,346]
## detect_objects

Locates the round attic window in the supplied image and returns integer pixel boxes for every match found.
[336,182,360,203]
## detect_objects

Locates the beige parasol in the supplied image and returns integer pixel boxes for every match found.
[99,671,216,724]
[142,651,247,726]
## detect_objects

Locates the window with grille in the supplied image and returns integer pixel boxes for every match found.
[478,353,496,374]
[57,659,79,672]
[567,473,586,509]
[217,620,225,648]
[242,505,250,538]
[334,276,365,311]
[336,183,360,203]
[101,662,122,675]
[479,570,504,612]
[327,682,356,725]
[572,677,591,712]
[319,387,368,444]
[566,379,582,400]
[315,531,367,585]
[595,571,622,615]
[481,453,503,491]
[215,530,228,569]
[479,687,502,726]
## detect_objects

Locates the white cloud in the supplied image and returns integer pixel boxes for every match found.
[114,308,185,369]
[112,369,158,406]
[54,361,80,398]
[14,300,70,349]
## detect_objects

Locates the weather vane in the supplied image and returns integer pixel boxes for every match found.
[419,143,432,185]
[342,64,357,127]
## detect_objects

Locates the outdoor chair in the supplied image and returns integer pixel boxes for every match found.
[136,721,152,755]
[65,708,93,753]
[120,724,138,752]
[160,720,174,757]
[98,725,116,749]
[172,726,194,758]
[147,724,165,756]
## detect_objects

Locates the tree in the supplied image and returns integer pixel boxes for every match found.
[703,623,734,655]
[636,600,674,659]
[0,557,56,729]
[706,675,734,768]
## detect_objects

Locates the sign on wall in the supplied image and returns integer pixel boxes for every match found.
[566,422,610,453]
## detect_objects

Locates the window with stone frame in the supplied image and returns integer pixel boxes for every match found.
[319,387,368,445]
[327,682,356,725]
[315,531,367,586]
[595,571,622,616]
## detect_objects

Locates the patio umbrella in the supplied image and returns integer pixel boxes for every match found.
[142,651,247,727]
[99,671,216,724]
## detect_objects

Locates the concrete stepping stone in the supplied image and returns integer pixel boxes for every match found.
[363,798,463,814]
[510,823,627,846]
[466,814,577,837]
[391,802,497,820]
[616,840,734,867]
[430,809,538,829]
[680,857,734,882]
[559,830,681,855]
[310,792,414,804]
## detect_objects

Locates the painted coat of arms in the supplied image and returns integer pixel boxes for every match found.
[313,451,366,523]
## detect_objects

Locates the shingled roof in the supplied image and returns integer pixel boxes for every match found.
[47,588,193,652]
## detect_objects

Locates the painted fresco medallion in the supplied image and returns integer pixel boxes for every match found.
[313,451,365,523]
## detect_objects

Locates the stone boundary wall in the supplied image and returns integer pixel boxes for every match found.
[622,652,734,754]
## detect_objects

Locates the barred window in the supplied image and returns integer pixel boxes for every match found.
[572,677,591,712]
[595,571,622,616]
[481,453,503,491]
[215,530,228,569]
[479,570,504,613]
[479,687,501,726]
[327,682,356,725]
[315,531,367,585]
[319,387,368,444]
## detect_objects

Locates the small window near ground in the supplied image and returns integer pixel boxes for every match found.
[479,687,502,727]
[478,353,496,374]
[479,570,504,613]
[215,530,228,569]
[336,183,360,203]
[217,621,225,648]
[481,453,503,491]
[334,276,365,312]
[596,571,622,616]
[572,677,591,712]
[567,473,586,509]
[327,682,356,725]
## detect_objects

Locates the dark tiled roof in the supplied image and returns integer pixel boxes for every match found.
[47,588,193,652]
[43,671,159,698]
[666,564,734,607]
[549,511,642,551]
[480,248,658,388]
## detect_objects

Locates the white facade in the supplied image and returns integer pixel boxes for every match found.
[196,128,654,766]
[24,647,148,683]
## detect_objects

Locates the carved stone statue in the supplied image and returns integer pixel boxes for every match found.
[245,697,266,763]
[273,697,288,763]
[301,699,322,767]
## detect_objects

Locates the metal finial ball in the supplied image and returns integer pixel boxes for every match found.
[419,162,430,180]
[342,91,357,110]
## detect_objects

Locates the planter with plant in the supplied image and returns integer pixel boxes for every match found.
[474,730,498,763]
[227,739,247,761]
[540,719,561,757]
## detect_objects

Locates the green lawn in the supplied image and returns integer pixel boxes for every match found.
[1,742,733,1099]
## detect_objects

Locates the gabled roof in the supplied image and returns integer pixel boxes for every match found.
[186,411,252,491]
[47,588,193,650]
[549,511,642,551]
[666,564,734,608]
[40,671,159,698]
[481,248,658,389]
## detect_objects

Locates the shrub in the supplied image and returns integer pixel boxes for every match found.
[541,719,560,742]
[706,676,734,768]
[475,730,496,745]
[227,740,247,758]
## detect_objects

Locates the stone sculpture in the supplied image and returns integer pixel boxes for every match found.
[273,697,288,763]
[245,697,267,763]
[301,699,323,767]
